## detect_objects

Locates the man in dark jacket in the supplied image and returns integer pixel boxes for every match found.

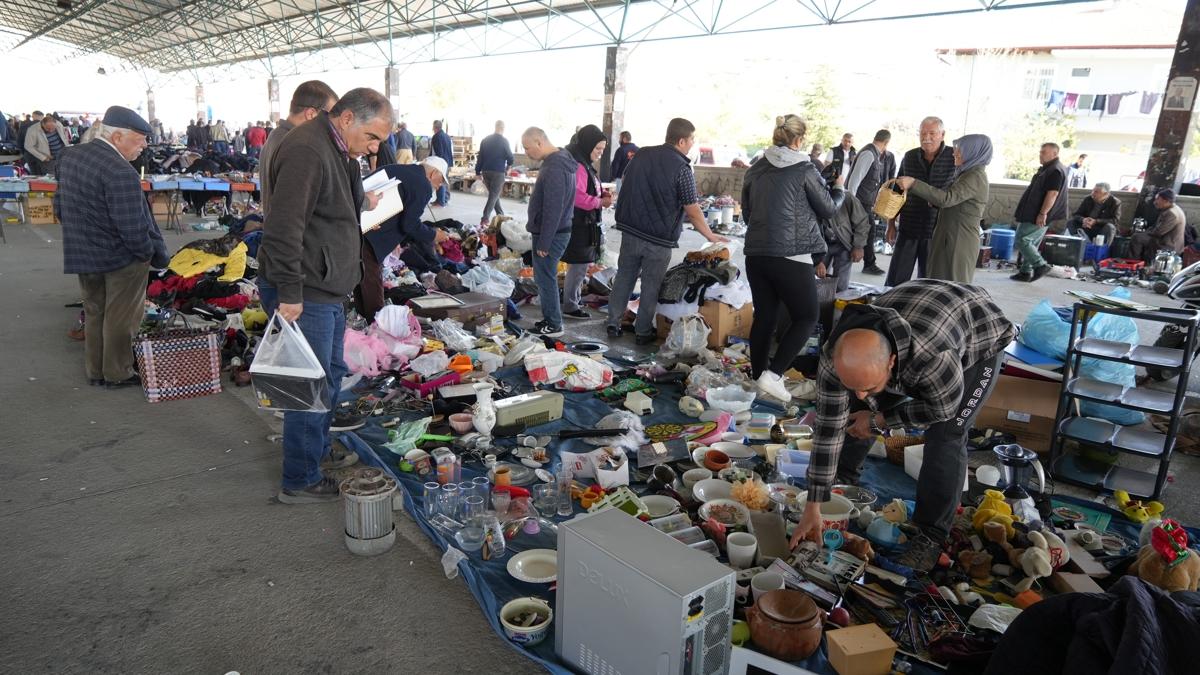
[56,106,168,389]
[521,127,576,337]
[1013,142,1069,282]
[845,129,891,275]
[431,120,454,206]
[824,191,871,293]
[610,130,638,190]
[1065,182,1121,243]
[258,88,393,504]
[823,133,856,179]
[605,118,728,344]
[395,121,416,163]
[475,120,514,226]
[259,80,339,217]
[886,116,957,287]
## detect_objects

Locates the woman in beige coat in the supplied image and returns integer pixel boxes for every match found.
[896,134,992,283]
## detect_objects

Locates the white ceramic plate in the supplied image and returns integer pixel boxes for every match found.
[699,498,752,527]
[767,483,807,507]
[641,495,681,519]
[507,548,558,584]
[710,441,755,459]
[692,478,733,503]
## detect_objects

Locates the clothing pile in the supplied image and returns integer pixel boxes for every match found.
[147,233,255,320]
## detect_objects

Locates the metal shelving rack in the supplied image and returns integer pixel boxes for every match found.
[1048,303,1200,500]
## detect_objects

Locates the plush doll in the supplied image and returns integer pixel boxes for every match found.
[1113,489,1165,524]
[867,516,907,548]
[841,532,876,562]
[974,489,1016,539]
[881,499,909,523]
[1040,529,1070,571]
[1128,519,1200,593]
[985,523,1052,592]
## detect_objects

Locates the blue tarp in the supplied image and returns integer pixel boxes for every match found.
[333,365,1177,674]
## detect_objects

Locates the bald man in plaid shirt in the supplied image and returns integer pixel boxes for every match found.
[790,280,1015,571]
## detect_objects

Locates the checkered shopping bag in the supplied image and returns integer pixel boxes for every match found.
[134,327,223,403]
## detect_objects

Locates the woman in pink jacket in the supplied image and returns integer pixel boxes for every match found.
[560,124,612,320]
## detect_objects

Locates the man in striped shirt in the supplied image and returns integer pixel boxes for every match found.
[790,280,1015,571]
[24,115,71,175]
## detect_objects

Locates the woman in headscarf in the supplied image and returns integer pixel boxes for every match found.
[896,134,992,283]
[560,124,611,320]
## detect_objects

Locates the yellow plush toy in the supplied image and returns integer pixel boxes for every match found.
[973,489,1016,539]
[1114,490,1165,524]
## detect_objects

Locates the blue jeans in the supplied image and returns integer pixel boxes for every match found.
[259,284,347,490]
[437,184,450,206]
[532,230,572,329]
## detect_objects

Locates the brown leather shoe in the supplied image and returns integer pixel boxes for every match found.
[67,327,85,341]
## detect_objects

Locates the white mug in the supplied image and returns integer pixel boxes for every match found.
[751,571,785,601]
[726,532,758,569]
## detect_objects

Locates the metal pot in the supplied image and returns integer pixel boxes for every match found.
[745,589,824,661]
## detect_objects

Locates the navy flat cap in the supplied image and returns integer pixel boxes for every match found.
[102,106,151,135]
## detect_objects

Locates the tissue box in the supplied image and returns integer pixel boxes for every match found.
[826,624,897,675]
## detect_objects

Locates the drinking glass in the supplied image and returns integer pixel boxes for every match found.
[439,483,460,519]
[422,481,441,518]
[458,481,475,501]
[556,466,574,517]
[491,490,512,515]
[472,476,491,500]
[463,495,485,520]
[532,484,557,513]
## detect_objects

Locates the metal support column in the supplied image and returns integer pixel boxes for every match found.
[146,89,156,124]
[195,84,206,123]
[600,46,628,182]
[385,66,401,124]
[268,78,281,124]
[1138,0,1200,216]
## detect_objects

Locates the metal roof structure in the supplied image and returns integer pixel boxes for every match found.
[0,0,1102,77]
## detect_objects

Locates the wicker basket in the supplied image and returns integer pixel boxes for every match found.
[873,179,907,220]
[884,433,925,465]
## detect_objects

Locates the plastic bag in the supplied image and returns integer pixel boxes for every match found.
[583,411,649,450]
[663,315,711,357]
[500,219,533,253]
[1018,290,1142,425]
[343,328,391,376]
[707,385,757,414]
[471,178,488,196]
[685,365,742,399]
[410,350,450,378]
[524,351,614,391]
[441,547,468,579]
[367,305,423,369]
[249,311,330,412]
[431,318,476,352]
[461,263,516,299]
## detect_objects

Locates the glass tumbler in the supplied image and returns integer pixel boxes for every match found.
[532,484,557,513]
[458,481,475,502]
[472,476,491,500]
[556,466,574,517]
[463,495,485,520]
[439,483,460,519]
[491,490,512,515]
[422,481,441,518]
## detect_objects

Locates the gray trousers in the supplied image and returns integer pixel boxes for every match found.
[607,235,672,336]
[481,171,506,221]
[562,262,589,313]
[78,260,150,382]
[826,241,852,293]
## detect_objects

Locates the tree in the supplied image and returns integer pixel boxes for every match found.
[1002,111,1077,181]
[799,64,841,150]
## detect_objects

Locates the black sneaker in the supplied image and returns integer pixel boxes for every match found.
[1010,271,1033,282]
[1031,264,1053,281]
[105,374,141,389]
[894,532,944,572]
[88,378,105,387]
[278,476,341,504]
[321,441,360,470]
[563,308,591,320]
[330,412,366,432]
[862,265,886,275]
[530,321,564,338]
[634,333,657,346]
[606,325,623,339]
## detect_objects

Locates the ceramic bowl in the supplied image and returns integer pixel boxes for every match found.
[692,478,733,503]
[711,441,755,459]
[703,449,731,472]
[499,597,553,647]
[699,498,751,527]
[642,494,682,519]
[449,413,474,434]
[682,468,713,490]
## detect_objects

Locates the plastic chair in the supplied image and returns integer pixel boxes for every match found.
[0,165,20,242]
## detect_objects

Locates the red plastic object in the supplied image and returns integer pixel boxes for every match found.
[492,485,531,498]
[399,371,460,398]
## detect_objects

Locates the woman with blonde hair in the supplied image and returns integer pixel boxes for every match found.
[741,114,845,401]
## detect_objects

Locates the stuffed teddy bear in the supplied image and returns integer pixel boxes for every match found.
[1128,519,1200,593]
[974,489,1016,539]
[985,523,1052,592]
[1114,489,1165,524]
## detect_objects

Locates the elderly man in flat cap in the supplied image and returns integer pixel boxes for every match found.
[56,105,168,389]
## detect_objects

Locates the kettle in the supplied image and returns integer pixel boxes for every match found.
[1153,250,1182,277]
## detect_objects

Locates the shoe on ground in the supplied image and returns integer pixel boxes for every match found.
[894,532,944,572]
[862,265,886,275]
[321,441,359,470]
[88,378,105,387]
[105,374,140,389]
[634,332,657,346]
[1010,271,1033,282]
[756,370,792,401]
[788,378,818,401]
[606,325,623,339]
[530,321,564,338]
[562,308,591,320]
[278,476,341,504]
[330,412,366,432]
[67,327,85,341]
[1031,264,1053,281]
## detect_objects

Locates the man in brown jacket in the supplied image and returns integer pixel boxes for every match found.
[1131,189,1187,264]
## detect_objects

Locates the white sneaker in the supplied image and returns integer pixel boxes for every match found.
[755,370,791,401]
[788,378,818,401]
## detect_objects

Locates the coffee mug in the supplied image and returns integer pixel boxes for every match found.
[819,494,854,531]
[727,532,758,569]
[751,571,785,601]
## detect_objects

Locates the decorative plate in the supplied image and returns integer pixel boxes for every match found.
[507,548,558,584]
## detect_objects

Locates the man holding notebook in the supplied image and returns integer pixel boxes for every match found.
[258,87,393,504]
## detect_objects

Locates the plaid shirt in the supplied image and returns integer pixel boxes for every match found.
[56,140,168,275]
[807,280,1015,502]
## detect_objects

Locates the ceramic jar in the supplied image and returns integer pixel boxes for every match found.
[745,589,824,661]
[473,382,497,436]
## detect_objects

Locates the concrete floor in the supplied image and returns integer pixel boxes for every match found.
[2,186,1199,673]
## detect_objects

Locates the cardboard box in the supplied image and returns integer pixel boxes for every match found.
[148,193,171,216]
[656,300,753,349]
[826,623,897,675]
[27,196,56,225]
[974,374,1061,453]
